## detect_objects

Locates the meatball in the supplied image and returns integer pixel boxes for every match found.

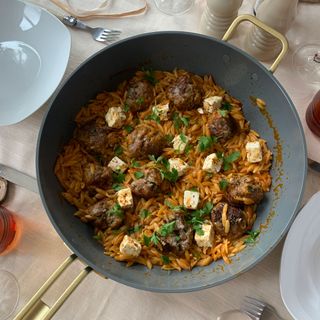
[208,111,234,142]
[160,215,193,253]
[225,175,264,206]
[83,164,112,189]
[211,202,247,239]
[127,124,166,159]
[167,74,203,110]
[83,198,124,230]
[74,121,118,162]
[131,168,162,199]
[126,79,154,113]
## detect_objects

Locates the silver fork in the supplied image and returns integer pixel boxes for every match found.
[61,16,121,44]
[242,297,285,320]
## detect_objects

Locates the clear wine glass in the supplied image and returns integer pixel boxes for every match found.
[292,42,320,85]
[153,0,194,15]
[0,270,20,320]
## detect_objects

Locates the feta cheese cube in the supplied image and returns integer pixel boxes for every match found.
[245,141,262,163]
[168,158,188,177]
[119,235,141,257]
[183,190,200,210]
[197,108,204,114]
[152,102,170,121]
[172,134,190,153]
[108,156,127,173]
[203,96,223,113]
[105,106,126,128]
[202,153,222,173]
[194,221,214,248]
[117,188,133,209]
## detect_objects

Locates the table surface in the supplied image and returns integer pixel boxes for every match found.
[1,1,320,319]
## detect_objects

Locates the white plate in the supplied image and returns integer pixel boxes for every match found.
[0,0,71,126]
[280,191,320,320]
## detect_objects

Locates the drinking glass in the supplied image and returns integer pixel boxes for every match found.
[0,206,17,255]
[0,270,20,320]
[0,206,20,319]
[153,0,194,15]
[292,43,320,85]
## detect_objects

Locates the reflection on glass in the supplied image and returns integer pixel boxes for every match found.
[153,0,194,15]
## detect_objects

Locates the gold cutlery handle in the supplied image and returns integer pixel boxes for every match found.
[13,254,93,320]
[222,14,289,73]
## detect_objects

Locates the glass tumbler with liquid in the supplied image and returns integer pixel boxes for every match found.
[0,206,17,255]
[306,90,320,137]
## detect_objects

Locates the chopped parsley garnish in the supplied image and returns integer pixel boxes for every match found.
[165,134,174,143]
[219,179,229,191]
[160,168,179,183]
[223,151,240,170]
[114,145,123,156]
[244,230,260,244]
[130,160,141,168]
[107,203,124,218]
[159,221,176,237]
[150,232,160,245]
[164,200,185,212]
[142,67,158,85]
[128,225,142,234]
[148,155,177,182]
[112,183,123,191]
[218,102,232,117]
[221,101,232,111]
[112,171,126,184]
[136,97,145,105]
[218,109,229,117]
[134,171,145,179]
[140,209,151,219]
[145,110,160,123]
[198,135,217,152]
[173,113,189,129]
[161,255,170,265]
[186,202,213,234]
[143,234,151,246]
[189,186,198,192]
[184,143,192,155]
[123,103,130,112]
[179,133,188,143]
[93,233,103,241]
[123,125,133,133]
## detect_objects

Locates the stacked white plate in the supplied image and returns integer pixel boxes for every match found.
[280,191,320,320]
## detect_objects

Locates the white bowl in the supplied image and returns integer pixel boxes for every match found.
[0,0,71,126]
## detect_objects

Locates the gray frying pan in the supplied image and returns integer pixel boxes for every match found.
[18,15,308,320]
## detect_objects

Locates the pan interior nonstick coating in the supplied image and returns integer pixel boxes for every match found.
[36,32,307,292]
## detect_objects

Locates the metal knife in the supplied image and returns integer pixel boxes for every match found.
[0,164,39,194]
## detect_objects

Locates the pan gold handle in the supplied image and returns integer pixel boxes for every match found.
[222,14,289,73]
[13,254,93,320]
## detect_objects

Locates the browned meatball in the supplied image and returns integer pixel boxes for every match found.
[211,202,247,239]
[127,124,166,159]
[83,164,112,189]
[160,215,193,253]
[83,198,124,230]
[167,74,203,110]
[131,168,162,199]
[126,79,154,113]
[74,121,118,162]
[225,175,264,206]
[208,111,234,142]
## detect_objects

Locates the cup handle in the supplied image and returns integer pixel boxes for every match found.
[222,14,289,73]
[13,254,95,320]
